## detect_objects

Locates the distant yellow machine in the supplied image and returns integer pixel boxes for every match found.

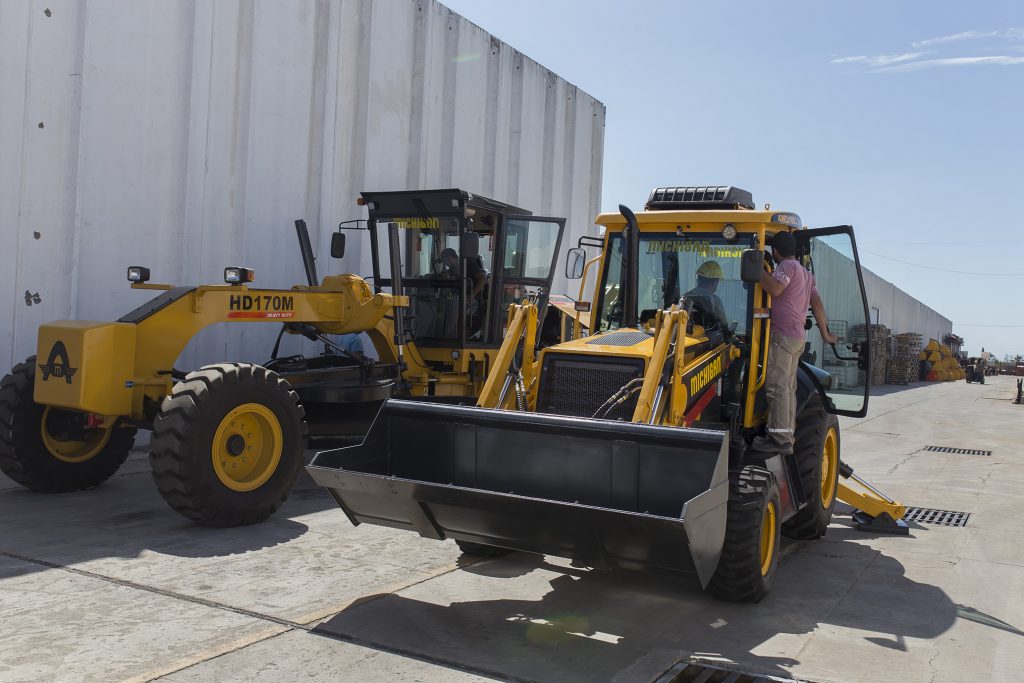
[0,189,565,526]
[310,185,907,602]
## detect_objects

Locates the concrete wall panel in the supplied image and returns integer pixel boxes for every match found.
[1,0,607,369]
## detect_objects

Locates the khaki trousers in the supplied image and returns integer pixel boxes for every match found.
[765,332,805,450]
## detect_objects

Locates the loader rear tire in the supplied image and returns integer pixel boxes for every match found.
[150,363,305,527]
[0,357,136,492]
[455,540,512,558]
[782,394,840,540]
[708,466,780,603]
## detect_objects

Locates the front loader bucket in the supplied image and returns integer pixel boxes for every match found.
[307,400,730,586]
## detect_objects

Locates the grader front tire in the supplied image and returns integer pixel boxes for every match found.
[150,363,306,527]
[0,357,136,492]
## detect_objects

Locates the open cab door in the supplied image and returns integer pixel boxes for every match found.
[794,226,871,418]
[490,215,565,338]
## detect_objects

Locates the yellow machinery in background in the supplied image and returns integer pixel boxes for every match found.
[309,185,907,602]
[0,189,565,526]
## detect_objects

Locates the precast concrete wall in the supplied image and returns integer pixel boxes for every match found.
[862,268,952,343]
[0,0,606,369]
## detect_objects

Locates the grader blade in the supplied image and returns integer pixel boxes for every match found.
[307,400,730,586]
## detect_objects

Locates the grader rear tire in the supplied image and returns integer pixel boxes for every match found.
[150,363,305,527]
[708,466,780,603]
[782,393,840,540]
[0,357,136,492]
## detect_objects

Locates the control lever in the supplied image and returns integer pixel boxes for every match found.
[830,342,867,371]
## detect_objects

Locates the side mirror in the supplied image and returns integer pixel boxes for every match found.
[330,232,346,259]
[462,232,480,260]
[740,249,764,283]
[565,247,585,279]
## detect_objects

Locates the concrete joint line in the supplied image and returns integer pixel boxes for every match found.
[0,549,511,682]
[0,549,307,631]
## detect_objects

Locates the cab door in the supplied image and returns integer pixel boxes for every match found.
[488,216,566,340]
[794,226,872,417]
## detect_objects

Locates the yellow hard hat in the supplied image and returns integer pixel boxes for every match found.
[697,260,723,279]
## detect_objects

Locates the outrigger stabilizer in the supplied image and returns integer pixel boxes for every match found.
[839,461,910,534]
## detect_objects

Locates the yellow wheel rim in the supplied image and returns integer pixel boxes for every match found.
[820,427,838,508]
[759,501,777,576]
[40,407,112,463]
[211,403,283,492]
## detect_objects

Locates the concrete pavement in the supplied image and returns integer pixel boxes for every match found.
[2,376,1023,682]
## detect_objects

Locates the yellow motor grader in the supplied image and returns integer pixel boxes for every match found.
[0,189,565,526]
[308,186,907,602]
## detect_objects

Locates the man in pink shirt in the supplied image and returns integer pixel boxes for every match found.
[751,231,837,454]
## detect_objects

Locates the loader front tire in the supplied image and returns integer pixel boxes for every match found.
[708,466,780,603]
[150,363,305,527]
[782,394,840,540]
[0,357,136,492]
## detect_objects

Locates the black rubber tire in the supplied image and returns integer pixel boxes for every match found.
[782,394,840,540]
[150,363,306,527]
[455,540,512,558]
[708,466,781,603]
[0,356,136,492]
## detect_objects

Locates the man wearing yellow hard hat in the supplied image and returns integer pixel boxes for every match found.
[682,260,728,328]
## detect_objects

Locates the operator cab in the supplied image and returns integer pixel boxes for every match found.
[590,185,874,419]
[359,189,565,356]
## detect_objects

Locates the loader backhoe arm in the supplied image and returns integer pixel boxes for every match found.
[476,302,538,410]
[631,307,687,424]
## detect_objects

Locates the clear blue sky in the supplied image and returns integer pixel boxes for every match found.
[444,0,1024,358]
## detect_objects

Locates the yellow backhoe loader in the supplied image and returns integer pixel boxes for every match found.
[0,189,565,526]
[308,186,907,602]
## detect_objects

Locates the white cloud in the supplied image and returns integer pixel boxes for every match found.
[877,55,1024,72]
[830,52,928,67]
[912,30,999,48]
[912,27,1024,47]
[830,55,867,64]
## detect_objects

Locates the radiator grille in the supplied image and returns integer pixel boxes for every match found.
[586,330,652,346]
[536,354,645,420]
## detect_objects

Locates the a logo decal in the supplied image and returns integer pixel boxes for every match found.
[39,341,77,384]
[227,294,296,319]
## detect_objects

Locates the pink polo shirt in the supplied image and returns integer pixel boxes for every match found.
[770,258,817,339]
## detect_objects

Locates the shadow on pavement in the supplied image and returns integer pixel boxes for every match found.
[868,382,931,397]
[312,533,962,682]
[0,464,336,570]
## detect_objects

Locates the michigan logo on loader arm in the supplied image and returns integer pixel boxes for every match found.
[39,341,77,384]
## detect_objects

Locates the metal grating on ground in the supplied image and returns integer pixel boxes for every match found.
[903,507,971,527]
[654,660,807,683]
[924,445,992,456]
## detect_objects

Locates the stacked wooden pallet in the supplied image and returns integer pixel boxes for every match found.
[852,323,890,386]
[887,332,922,384]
